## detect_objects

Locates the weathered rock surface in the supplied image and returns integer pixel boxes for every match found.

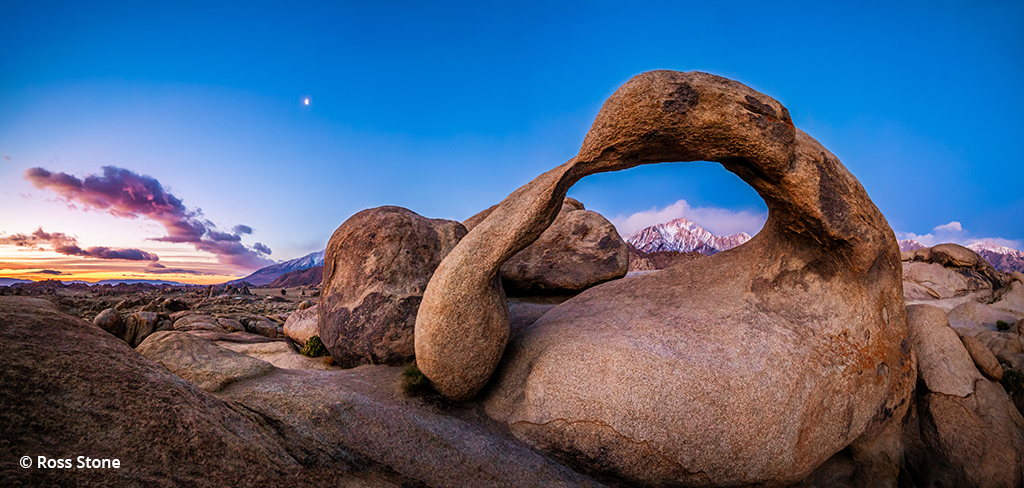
[901,243,1010,310]
[284,303,319,346]
[218,317,245,332]
[3,295,609,487]
[0,297,370,487]
[467,198,629,295]
[960,333,1003,381]
[948,301,1021,336]
[138,331,277,392]
[902,380,1024,487]
[902,261,996,309]
[93,307,123,336]
[124,311,170,347]
[216,365,605,488]
[901,303,1024,486]
[417,70,914,486]
[993,280,1024,316]
[248,318,280,338]
[320,206,466,368]
[906,304,983,397]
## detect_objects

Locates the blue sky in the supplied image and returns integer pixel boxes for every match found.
[1,1,1022,282]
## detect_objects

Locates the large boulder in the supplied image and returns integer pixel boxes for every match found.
[500,206,628,295]
[905,305,983,397]
[993,280,1024,316]
[417,71,914,486]
[124,311,170,347]
[948,301,1021,336]
[902,261,995,309]
[93,307,123,337]
[284,303,319,346]
[960,333,1003,381]
[248,319,280,339]
[174,313,222,331]
[319,206,466,368]
[467,197,629,295]
[901,243,1010,310]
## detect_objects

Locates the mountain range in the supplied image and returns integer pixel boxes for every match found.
[626,217,751,255]
[898,239,1024,273]
[230,250,325,286]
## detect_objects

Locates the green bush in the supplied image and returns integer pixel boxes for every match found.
[997,320,1011,331]
[300,335,328,358]
[1002,368,1024,396]
[400,362,437,398]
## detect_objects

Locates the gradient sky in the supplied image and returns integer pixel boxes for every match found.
[2,1,1022,284]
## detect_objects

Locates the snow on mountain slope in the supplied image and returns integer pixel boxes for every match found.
[626,217,751,255]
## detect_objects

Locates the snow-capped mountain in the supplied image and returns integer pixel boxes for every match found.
[626,217,751,255]
[230,250,326,286]
[898,239,926,252]
[967,241,1024,274]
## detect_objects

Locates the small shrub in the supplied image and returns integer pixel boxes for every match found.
[400,362,438,398]
[997,320,1011,331]
[1001,368,1024,395]
[300,335,328,357]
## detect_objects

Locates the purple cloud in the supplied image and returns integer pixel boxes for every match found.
[145,262,211,275]
[24,166,273,269]
[0,228,158,261]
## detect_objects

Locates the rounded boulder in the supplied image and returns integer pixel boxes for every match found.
[319,206,466,368]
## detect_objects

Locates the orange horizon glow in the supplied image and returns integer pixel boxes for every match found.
[0,245,251,285]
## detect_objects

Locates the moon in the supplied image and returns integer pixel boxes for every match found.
[304,98,310,105]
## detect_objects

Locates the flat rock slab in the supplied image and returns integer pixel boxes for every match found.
[138,331,277,392]
[217,366,607,488]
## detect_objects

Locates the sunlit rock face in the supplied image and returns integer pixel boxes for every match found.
[416,71,913,486]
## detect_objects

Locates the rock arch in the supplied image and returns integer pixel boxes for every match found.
[414,70,914,485]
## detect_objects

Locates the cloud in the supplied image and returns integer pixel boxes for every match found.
[253,242,272,254]
[2,155,11,161]
[933,221,962,233]
[897,221,1022,250]
[0,227,159,261]
[37,269,67,275]
[24,166,273,269]
[610,199,767,237]
[145,262,211,275]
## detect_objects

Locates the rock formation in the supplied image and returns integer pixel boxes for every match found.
[465,197,630,295]
[902,304,1024,486]
[500,203,628,295]
[901,243,1009,310]
[0,297,318,486]
[416,70,913,485]
[283,303,319,346]
[319,206,466,368]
